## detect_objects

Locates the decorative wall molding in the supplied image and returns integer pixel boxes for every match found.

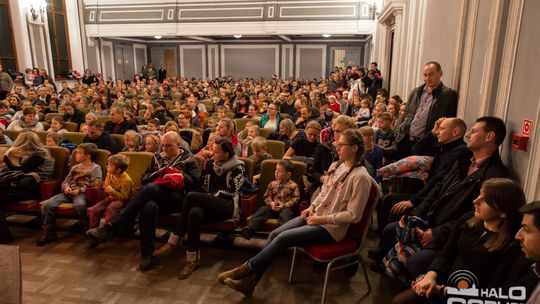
[279,5,356,18]
[85,20,376,37]
[179,45,207,79]
[477,0,504,117]
[495,0,525,120]
[220,44,279,77]
[281,44,293,79]
[456,0,480,119]
[100,40,115,80]
[132,43,147,74]
[451,0,469,94]
[208,45,219,79]
[295,44,327,79]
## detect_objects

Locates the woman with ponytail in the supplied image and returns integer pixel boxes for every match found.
[217,129,377,297]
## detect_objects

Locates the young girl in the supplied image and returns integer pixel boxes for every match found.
[87,155,133,229]
[123,130,142,152]
[144,134,161,154]
[195,132,216,167]
[218,129,377,296]
[47,117,68,134]
[241,124,260,158]
[355,98,371,126]
[369,103,387,130]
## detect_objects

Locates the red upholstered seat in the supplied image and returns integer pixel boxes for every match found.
[304,238,358,261]
[288,182,380,304]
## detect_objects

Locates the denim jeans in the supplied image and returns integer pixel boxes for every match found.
[248,216,335,278]
[42,193,87,228]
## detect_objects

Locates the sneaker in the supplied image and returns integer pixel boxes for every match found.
[86,224,114,246]
[239,226,254,240]
[139,255,157,272]
[178,260,200,280]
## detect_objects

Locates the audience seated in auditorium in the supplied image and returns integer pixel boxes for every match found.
[86,132,200,271]
[37,143,101,246]
[240,159,300,240]
[374,116,509,281]
[152,137,245,279]
[87,154,133,230]
[392,178,526,303]
[218,129,377,297]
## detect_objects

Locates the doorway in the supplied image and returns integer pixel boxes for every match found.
[114,45,134,81]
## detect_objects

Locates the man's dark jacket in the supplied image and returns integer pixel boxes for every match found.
[396,82,458,142]
[411,150,509,249]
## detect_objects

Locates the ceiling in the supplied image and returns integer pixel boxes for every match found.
[121,34,371,43]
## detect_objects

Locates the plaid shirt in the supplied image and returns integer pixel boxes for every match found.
[263,178,300,208]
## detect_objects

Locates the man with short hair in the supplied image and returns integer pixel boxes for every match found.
[395,61,458,158]
[0,65,14,100]
[83,120,118,153]
[376,116,509,279]
[104,105,138,135]
[278,91,295,117]
[516,201,540,304]
[371,117,470,259]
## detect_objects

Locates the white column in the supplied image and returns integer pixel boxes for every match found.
[390,11,404,95]
[65,0,84,72]
[9,0,33,71]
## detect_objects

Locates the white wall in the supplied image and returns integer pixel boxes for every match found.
[375,0,540,201]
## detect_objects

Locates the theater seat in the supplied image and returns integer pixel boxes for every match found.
[110,134,125,151]
[118,151,153,188]
[63,122,78,132]
[288,183,380,304]
[245,159,307,231]
[5,130,19,142]
[60,132,85,144]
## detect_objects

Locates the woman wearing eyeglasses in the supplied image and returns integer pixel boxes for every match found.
[260,102,281,132]
[217,129,377,297]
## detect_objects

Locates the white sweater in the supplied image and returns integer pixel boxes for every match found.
[311,162,376,241]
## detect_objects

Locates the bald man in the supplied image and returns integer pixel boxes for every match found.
[371,117,471,261]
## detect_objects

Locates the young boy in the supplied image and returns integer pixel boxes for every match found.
[87,154,133,230]
[239,159,300,240]
[359,126,383,180]
[36,143,102,246]
[249,136,273,183]
[375,113,397,165]
[45,132,62,147]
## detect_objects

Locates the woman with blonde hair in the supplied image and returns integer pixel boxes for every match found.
[0,131,54,204]
[277,118,303,151]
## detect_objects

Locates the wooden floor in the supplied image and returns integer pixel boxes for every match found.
[7,221,402,304]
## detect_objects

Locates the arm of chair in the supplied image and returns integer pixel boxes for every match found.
[240,194,258,224]
[39,179,61,201]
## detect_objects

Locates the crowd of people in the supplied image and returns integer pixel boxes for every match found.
[0,60,539,303]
